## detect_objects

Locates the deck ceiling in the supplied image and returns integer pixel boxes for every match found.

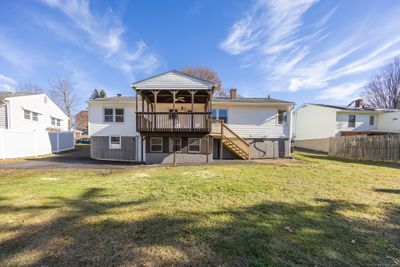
[139,89,210,103]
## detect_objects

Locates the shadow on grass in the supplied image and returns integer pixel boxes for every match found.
[374,188,400,194]
[0,188,398,266]
[299,152,400,169]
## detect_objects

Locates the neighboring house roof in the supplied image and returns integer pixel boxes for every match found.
[0,92,42,101]
[89,96,137,103]
[213,97,294,105]
[300,103,390,113]
[131,70,214,91]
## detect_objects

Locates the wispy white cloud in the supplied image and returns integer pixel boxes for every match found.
[317,81,367,101]
[0,73,18,92]
[0,32,41,70]
[39,0,159,78]
[220,0,400,101]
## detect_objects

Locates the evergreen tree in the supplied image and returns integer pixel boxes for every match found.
[90,89,100,100]
[99,89,107,98]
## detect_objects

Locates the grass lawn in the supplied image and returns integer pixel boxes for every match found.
[0,152,399,266]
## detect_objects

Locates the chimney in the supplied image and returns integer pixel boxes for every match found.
[116,93,122,97]
[355,99,364,108]
[230,88,237,99]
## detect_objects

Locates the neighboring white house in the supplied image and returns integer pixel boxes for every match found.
[0,92,69,131]
[294,99,400,152]
[88,70,294,163]
[0,92,74,159]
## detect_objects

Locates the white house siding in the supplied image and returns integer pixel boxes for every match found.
[213,105,290,138]
[88,102,138,136]
[294,104,338,140]
[336,112,378,133]
[378,111,400,132]
[6,94,69,131]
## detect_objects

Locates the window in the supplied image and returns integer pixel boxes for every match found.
[150,137,163,152]
[169,137,182,152]
[51,117,56,125]
[24,110,31,120]
[212,109,228,123]
[104,108,114,122]
[57,119,61,126]
[109,136,121,149]
[188,138,201,153]
[348,115,356,128]
[219,109,228,123]
[115,108,124,122]
[32,112,38,121]
[277,110,287,125]
[211,109,218,120]
[369,115,374,125]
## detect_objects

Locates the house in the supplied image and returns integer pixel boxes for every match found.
[75,109,88,131]
[0,92,69,131]
[294,99,400,152]
[88,70,294,164]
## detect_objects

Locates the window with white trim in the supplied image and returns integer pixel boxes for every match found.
[109,136,121,149]
[24,110,31,120]
[51,117,56,125]
[104,108,114,122]
[188,138,201,153]
[57,119,61,126]
[211,109,228,123]
[277,110,287,125]
[369,115,374,126]
[32,112,39,121]
[115,108,124,122]
[348,115,356,128]
[150,137,163,152]
[169,137,182,152]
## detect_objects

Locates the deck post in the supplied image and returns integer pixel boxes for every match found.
[172,90,176,130]
[219,138,223,160]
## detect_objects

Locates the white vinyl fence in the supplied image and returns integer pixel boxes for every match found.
[0,129,75,159]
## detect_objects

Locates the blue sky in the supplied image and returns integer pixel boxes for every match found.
[1,0,400,111]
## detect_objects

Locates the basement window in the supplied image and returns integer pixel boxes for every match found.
[348,115,356,128]
[150,137,163,152]
[188,138,201,153]
[109,136,121,149]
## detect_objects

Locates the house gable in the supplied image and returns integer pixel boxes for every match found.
[131,70,213,91]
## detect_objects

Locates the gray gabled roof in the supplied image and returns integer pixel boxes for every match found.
[89,96,136,102]
[213,97,294,105]
[307,103,379,112]
[0,92,41,100]
[131,70,214,91]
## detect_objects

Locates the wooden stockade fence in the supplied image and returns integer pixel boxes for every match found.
[329,134,400,162]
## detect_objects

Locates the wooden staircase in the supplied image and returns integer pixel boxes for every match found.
[211,120,250,160]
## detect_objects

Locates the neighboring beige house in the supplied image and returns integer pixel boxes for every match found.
[0,92,69,131]
[88,70,295,164]
[294,99,400,152]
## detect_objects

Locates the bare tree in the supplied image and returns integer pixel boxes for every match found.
[49,79,77,130]
[362,57,400,109]
[16,81,43,93]
[181,66,228,97]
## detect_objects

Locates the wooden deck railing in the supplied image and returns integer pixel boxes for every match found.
[136,112,211,132]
